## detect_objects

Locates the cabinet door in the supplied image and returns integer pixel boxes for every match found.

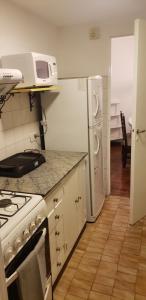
[76,161,87,234]
[63,168,78,257]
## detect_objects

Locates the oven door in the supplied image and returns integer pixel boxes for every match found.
[5,218,52,300]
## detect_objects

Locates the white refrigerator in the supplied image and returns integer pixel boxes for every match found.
[41,76,105,222]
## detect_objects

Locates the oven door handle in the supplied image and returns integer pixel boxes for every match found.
[6,228,47,288]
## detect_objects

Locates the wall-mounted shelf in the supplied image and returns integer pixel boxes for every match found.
[110,101,122,141]
[10,85,61,94]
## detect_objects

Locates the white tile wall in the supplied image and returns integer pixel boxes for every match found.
[0,93,40,160]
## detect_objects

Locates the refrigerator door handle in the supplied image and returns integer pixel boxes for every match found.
[94,134,100,155]
[93,92,99,118]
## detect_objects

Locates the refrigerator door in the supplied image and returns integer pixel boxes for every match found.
[88,76,103,128]
[89,126,102,169]
[88,125,105,221]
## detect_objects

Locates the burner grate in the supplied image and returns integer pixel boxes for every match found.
[0,191,32,218]
[0,217,8,228]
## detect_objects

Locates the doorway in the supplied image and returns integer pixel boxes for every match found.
[110,35,134,197]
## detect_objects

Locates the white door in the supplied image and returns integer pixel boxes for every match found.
[88,76,103,127]
[130,19,146,224]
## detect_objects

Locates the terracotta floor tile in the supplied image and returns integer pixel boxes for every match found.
[92,282,113,295]
[70,277,92,291]
[97,261,118,278]
[94,274,115,286]
[116,270,137,284]
[136,270,146,296]
[119,254,139,269]
[68,285,89,299]
[88,291,111,300]
[78,262,98,274]
[112,287,135,300]
[80,256,100,267]
[114,279,135,292]
[61,267,76,282]
[121,246,140,256]
[53,291,65,300]
[118,264,137,276]
[101,254,120,264]
[54,278,70,297]
[135,294,146,299]
[65,294,85,300]
[74,268,95,283]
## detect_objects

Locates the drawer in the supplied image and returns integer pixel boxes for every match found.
[45,186,64,212]
[51,250,65,284]
[54,199,63,224]
[55,219,64,249]
[49,231,57,265]
[48,199,64,234]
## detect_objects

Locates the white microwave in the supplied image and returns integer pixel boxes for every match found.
[1,52,58,88]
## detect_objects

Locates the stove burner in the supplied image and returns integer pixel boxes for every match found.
[0,199,12,208]
[0,217,8,228]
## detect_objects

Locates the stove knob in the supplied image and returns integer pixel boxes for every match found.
[14,237,22,251]
[29,222,36,232]
[5,247,14,262]
[23,228,30,241]
[35,215,42,225]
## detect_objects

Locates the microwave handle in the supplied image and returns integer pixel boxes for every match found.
[6,228,46,288]
[49,64,52,76]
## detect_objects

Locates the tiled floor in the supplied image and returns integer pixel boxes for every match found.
[111,143,130,197]
[54,196,146,300]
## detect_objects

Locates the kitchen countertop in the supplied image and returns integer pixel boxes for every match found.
[0,150,87,196]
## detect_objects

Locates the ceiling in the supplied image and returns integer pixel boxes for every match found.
[9,0,146,27]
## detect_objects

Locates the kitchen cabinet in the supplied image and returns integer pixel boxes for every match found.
[63,160,86,258]
[45,159,87,284]
[45,186,66,284]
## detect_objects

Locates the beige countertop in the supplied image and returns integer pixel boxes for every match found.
[0,150,87,196]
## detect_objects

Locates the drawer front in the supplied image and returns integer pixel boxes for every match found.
[52,250,65,284]
[49,231,57,265]
[54,199,63,225]
[45,186,64,211]
[55,219,64,249]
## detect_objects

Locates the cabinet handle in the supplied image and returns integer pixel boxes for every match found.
[55,215,60,220]
[64,243,68,251]
[56,247,61,252]
[57,262,61,267]
[75,199,79,203]
[55,231,60,236]
[78,196,82,200]
[53,198,58,203]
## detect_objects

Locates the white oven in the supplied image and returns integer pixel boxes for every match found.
[0,191,52,300]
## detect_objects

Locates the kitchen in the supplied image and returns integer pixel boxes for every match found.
[1,0,146,300]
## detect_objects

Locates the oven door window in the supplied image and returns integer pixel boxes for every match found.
[36,61,49,79]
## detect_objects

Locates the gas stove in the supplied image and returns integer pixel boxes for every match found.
[0,190,47,267]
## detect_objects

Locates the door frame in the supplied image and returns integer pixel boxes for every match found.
[106,34,134,197]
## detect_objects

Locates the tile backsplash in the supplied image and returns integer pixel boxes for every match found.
[0,93,40,160]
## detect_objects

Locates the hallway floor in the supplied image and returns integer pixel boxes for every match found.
[54,196,146,300]
[111,142,130,197]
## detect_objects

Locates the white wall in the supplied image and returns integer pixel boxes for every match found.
[111,36,134,133]
[57,22,134,78]
[0,0,58,160]
[0,0,58,57]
